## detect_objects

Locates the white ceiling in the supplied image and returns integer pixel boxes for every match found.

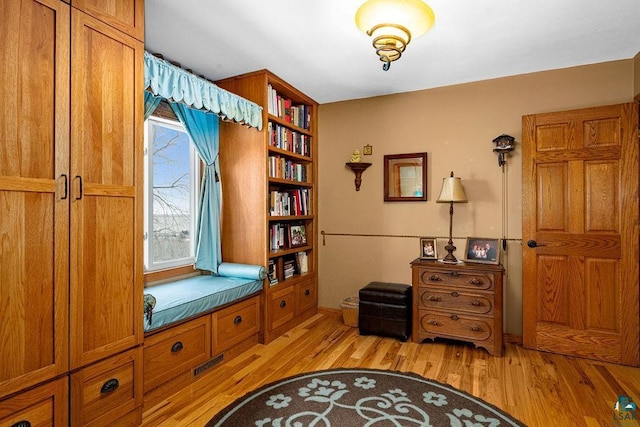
[145,0,640,104]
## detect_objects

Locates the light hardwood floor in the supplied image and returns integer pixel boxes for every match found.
[142,311,640,426]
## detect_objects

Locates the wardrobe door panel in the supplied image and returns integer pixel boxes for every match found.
[70,9,143,369]
[0,0,70,400]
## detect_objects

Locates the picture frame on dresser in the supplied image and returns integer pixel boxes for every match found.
[419,237,438,260]
[464,237,500,264]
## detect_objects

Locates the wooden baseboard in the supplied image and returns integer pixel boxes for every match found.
[318,306,341,317]
[504,333,523,345]
[321,307,523,346]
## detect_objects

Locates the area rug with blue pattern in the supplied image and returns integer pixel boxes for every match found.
[207,368,526,426]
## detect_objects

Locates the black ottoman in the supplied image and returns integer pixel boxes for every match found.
[358,282,412,342]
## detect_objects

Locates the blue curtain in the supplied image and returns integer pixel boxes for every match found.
[144,91,162,120]
[170,103,222,273]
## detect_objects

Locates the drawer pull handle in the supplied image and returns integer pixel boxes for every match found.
[428,295,442,302]
[234,315,243,325]
[469,278,483,285]
[11,421,31,427]
[450,314,459,321]
[428,320,441,326]
[428,275,442,282]
[470,300,484,306]
[280,300,287,308]
[100,378,120,394]
[470,326,482,332]
[305,289,310,296]
[449,271,459,277]
[171,341,184,353]
[451,291,459,297]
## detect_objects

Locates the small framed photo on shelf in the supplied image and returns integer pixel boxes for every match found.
[419,237,437,260]
[464,237,500,264]
[288,224,307,248]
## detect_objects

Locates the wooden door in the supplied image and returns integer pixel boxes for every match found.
[0,0,70,399]
[522,102,639,366]
[69,9,144,369]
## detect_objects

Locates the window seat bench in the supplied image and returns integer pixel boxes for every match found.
[144,271,264,333]
[142,263,265,410]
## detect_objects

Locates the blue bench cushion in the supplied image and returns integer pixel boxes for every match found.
[144,274,262,332]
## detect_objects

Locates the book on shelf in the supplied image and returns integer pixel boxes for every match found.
[268,259,278,286]
[267,84,311,130]
[296,251,308,274]
[268,155,308,182]
[269,189,311,216]
[269,223,288,251]
[268,122,311,156]
[283,258,296,279]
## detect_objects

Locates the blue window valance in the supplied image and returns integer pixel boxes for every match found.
[144,51,262,130]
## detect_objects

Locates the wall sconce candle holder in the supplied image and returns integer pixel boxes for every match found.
[346,162,372,191]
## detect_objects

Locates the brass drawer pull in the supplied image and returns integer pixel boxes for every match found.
[428,320,441,326]
[428,295,442,302]
[100,378,119,394]
[451,291,459,297]
[470,326,482,332]
[450,314,459,321]
[11,421,31,427]
[234,315,243,325]
[469,278,483,285]
[428,275,442,282]
[470,300,484,306]
[171,341,183,353]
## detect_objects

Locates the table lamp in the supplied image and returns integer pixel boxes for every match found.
[436,171,468,263]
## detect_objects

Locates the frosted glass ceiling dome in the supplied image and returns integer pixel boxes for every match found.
[355,0,435,70]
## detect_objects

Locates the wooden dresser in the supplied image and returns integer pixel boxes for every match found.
[411,259,504,356]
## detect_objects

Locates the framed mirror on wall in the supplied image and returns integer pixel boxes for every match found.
[383,152,428,201]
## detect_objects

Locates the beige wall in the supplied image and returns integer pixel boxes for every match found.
[635,52,640,99]
[317,59,635,335]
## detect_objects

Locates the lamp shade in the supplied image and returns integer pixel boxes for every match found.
[436,173,468,203]
[355,0,435,40]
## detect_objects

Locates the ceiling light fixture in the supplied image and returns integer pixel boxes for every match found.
[355,0,435,71]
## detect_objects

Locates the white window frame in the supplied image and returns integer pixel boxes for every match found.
[144,116,201,272]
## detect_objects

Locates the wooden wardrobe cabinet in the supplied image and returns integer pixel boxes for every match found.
[0,0,144,423]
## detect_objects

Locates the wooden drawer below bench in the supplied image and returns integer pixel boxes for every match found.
[144,315,211,393]
[213,296,260,354]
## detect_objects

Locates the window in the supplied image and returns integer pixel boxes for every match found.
[144,115,200,272]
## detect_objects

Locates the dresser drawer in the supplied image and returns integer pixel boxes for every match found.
[269,284,295,330]
[297,279,317,315]
[418,268,495,291]
[144,315,211,392]
[0,377,68,426]
[70,347,142,426]
[419,311,493,342]
[419,288,494,315]
[213,296,260,353]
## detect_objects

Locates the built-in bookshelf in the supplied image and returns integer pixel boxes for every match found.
[216,70,318,344]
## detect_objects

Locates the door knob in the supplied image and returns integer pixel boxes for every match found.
[527,240,547,248]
